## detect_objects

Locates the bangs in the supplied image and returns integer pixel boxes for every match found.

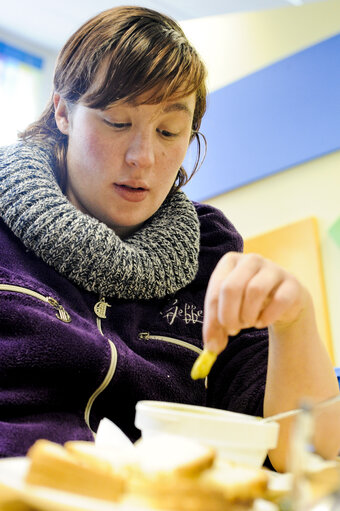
[80,24,206,110]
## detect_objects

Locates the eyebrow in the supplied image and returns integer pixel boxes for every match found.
[162,102,193,117]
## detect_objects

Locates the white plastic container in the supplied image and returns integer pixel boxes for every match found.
[135,401,279,468]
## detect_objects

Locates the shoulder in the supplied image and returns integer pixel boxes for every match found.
[0,140,55,169]
[191,201,243,280]
[193,201,243,252]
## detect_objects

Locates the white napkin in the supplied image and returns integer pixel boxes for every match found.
[94,418,136,467]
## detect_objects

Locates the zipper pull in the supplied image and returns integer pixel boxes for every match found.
[94,297,111,319]
[47,297,72,323]
[139,332,150,340]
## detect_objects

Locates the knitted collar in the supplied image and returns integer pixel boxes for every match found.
[0,142,200,300]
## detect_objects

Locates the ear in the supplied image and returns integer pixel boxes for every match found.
[54,93,70,135]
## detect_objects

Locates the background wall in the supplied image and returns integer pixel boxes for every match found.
[205,152,340,364]
[1,2,339,363]
[181,0,340,364]
[0,26,57,144]
[0,27,57,110]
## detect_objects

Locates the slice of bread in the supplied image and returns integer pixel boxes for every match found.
[25,439,126,502]
[129,462,268,511]
[24,435,268,510]
[129,472,253,511]
[203,459,269,501]
[129,435,268,511]
[65,440,133,472]
[132,434,216,477]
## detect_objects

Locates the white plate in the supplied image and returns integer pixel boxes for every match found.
[0,456,295,511]
[0,457,150,511]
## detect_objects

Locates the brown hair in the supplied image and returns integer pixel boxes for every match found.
[20,6,207,192]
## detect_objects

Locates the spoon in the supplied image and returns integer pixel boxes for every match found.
[262,393,340,423]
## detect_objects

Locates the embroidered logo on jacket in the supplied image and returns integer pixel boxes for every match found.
[160,299,203,326]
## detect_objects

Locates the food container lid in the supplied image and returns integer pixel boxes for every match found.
[135,401,279,449]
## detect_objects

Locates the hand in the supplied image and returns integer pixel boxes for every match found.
[203,252,310,354]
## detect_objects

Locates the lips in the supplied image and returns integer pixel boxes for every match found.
[113,183,148,202]
[119,184,145,191]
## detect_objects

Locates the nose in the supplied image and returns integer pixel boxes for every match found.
[125,131,155,169]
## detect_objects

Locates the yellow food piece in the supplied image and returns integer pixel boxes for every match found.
[191,350,217,380]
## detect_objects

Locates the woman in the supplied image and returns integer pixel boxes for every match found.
[0,6,339,472]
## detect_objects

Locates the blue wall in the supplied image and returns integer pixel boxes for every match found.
[184,34,340,201]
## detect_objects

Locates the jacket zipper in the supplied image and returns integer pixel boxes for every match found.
[0,283,71,323]
[139,332,208,388]
[0,283,117,436]
[84,338,117,435]
[93,297,111,336]
[84,295,117,436]
[139,332,203,355]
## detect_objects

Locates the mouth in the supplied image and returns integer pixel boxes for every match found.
[116,184,146,191]
[113,183,149,202]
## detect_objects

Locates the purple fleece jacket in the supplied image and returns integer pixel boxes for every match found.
[0,202,268,458]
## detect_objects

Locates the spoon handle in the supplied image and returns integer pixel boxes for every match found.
[263,393,340,423]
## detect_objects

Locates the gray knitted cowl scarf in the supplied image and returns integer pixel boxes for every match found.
[0,142,200,300]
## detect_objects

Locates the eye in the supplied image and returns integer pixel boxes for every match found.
[157,128,177,138]
[103,120,131,129]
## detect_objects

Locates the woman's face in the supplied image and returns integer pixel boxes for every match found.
[54,91,196,238]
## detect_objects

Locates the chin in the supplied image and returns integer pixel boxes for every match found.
[105,220,145,238]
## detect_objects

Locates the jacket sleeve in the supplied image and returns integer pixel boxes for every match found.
[193,201,268,418]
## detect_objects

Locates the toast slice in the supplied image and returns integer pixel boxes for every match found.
[25,439,126,502]
[129,461,268,511]
[129,435,268,511]
[24,435,268,510]
[132,434,216,476]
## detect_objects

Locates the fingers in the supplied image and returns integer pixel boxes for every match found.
[255,275,302,327]
[203,252,304,354]
[203,251,238,353]
[216,253,266,332]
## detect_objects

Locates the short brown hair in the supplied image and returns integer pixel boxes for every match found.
[20,6,207,192]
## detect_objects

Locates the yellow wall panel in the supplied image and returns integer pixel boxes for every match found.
[244,217,334,362]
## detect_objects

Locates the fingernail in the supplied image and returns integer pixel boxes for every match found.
[205,338,220,353]
[228,329,239,336]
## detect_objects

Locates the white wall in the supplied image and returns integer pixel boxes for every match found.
[181,1,340,364]
[0,27,57,115]
[203,152,340,365]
